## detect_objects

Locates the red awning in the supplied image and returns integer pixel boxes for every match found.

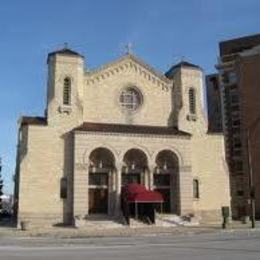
[122,183,164,203]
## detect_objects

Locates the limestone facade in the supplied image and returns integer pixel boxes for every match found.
[15,48,231,227]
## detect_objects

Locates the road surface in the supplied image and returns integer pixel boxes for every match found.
[1,230,260,259]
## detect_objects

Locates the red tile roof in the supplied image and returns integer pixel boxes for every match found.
[74,122,191,136]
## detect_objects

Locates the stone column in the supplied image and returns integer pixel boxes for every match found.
[115,163,122,216]
[148,164,155,190]
[73,162,88,220]
[108,169,117,216]
[178,165,193,216]
[143,167,149,189]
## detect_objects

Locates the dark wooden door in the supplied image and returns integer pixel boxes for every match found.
[88,188,108,214]
[155,188,171,213]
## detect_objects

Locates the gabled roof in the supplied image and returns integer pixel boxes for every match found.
[165,61,202,79]
[47,48,84,62]
[86,54,171,84]
[74,122,191,136]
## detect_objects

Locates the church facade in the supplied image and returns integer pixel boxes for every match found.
[14,48,231,227]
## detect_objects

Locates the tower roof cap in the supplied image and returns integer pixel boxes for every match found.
[47,47,84,62]
[165,61,202,78]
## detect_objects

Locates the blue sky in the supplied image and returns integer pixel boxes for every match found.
[1,0,260,194]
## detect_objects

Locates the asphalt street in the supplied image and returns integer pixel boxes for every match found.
[1,230,260,259]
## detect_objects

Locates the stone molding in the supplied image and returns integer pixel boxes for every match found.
[84,55,172,90]
[74,130,191,140]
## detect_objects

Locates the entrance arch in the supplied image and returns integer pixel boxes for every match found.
[154,150,179,213]
[88,147,115,214]
[122,149,148,186]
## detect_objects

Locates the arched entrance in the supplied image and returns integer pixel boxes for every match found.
[122,149,148,186]
[154,150,179,213]
[88,148,115,214]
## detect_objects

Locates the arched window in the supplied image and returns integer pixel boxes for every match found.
[189,88,196,114]
[193,179,199,199]
[63,77,71,105]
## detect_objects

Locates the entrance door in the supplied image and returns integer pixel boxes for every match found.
[155,188,171,213]
[89,188,108,214]
[88,172,108,214]
[154,173,171,213]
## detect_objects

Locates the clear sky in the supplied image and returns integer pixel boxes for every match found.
[1,0,260,194]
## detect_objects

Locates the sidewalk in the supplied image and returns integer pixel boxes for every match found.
[0,221,260,238]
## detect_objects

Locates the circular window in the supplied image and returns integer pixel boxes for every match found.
[119,87,142,112]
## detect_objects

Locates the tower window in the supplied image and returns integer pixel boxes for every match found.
[63,77,71,105]
[189,88,196,114]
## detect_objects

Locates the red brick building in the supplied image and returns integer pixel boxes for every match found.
[217,34,260,219]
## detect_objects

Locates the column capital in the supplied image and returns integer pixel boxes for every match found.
[148,163,156,171]
[115,162,124,170]
[75,162,88,171]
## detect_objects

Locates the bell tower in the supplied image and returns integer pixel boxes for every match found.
[166,61,207,136]
[46,47,85,127]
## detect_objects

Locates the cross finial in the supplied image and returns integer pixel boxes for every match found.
[125,42,133,55]
[180,55,186,62]
[64,42,69,49]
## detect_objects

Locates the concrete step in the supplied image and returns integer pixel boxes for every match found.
[155,213,199,227]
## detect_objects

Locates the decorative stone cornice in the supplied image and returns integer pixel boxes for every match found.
[74,130,191,140]
[84,54,172,91]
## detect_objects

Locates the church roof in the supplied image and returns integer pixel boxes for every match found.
[74,122,191,136]
[19,116,47,127]
[165,61,202,78]
[47,47,84,61]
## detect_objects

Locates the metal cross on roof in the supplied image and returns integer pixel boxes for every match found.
[125,42,133,55]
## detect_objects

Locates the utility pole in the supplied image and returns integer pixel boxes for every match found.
[0,157,3,212]
[246,117,260,228]
[247,130,256,228]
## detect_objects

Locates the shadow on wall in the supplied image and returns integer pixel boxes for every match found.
[61,132,74,226]
[168,81,182,127]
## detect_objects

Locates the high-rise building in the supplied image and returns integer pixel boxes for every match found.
[206,74,223,133]
[217,34,260,219]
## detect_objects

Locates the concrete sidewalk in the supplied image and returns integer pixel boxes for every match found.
[0,221,260,239]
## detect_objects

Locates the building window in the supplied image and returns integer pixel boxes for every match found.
[63,77,71,105]
[153,174,170,186]
[236,190,244,197]
[119,87,142,111]
[60,177,67,199]
[193,179,200,199]
[228,71,237,84]
[89,172,108,186]
[189,88,196,114]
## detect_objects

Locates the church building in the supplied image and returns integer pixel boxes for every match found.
[14,47,231,227]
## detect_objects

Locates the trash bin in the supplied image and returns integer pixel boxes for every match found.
[221,206,230,229]
[20,221,30,231]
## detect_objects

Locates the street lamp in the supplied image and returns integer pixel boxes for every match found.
[246,117,260,229]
